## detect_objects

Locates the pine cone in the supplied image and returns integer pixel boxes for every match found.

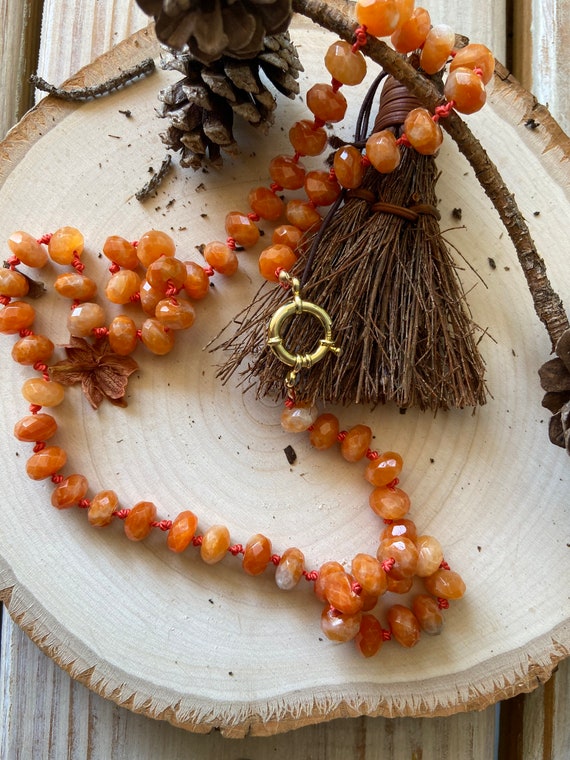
[137,0,292,64]
[156,32,302,167]
[539,329,570,454]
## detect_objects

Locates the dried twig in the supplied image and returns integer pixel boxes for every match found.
[135,154,173,201]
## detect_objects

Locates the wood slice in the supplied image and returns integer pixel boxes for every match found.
[0,18,568,737]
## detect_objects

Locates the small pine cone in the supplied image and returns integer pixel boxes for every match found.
[137,0,292,64]
[157,33,302,167]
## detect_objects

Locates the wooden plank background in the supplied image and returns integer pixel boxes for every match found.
[0,1,568,758]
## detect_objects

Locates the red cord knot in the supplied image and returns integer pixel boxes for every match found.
[337,430,347,442]
[113,509,130,520]
[19,328,34,338]
[192,535,203,547]
[433,101,455,121]
[331,77,342,93]
[33,361,48,375]
[203,265,215,277]
[437,598,450,610]
[292,151,302,163]
[271,554,281,566]
[29,404,42,414]
[109,262,121,274]
[151,519,173,531]
[164,283,180,298]
[383,518,393,525]
[33,441,46,453]
[351,581,363,596]
[71,252,85,272]
[303,569,319,582]
[226,237,237,250]
[51,474,64,484]
[270,181,283,193]
[449,49,457,58]
[284,396,296,409]
[381,557,395,573]
[439,560,451,570]
[361,154,371,168]
[382,627,392,641]
[37,233,52,245]
[473,66,483,78]
[136,329,143,341]
[352,25,368,52]
[229,543,244,556]
[0,295,11,306]
[7,255,21,269]
[387,477,399,491]
[396,133,411,147]
[129,291,141,302]
[248,212,260,222]
[366,449,379,460]
[93,326,109,339]
[130,240,138,248]
[328,167,336,181]
[312,117,326,130]
[78,499,91,509]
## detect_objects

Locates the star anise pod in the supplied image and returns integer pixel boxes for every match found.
[48,336,139,410]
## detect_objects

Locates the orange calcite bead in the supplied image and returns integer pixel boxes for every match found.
[415,535,444,577]
[324,40,367,85]
[386,575,413,594]
[321,605,362,642]
[22,378,65,407]
[377,536,418,579]
[424,568,466,599]
[0,269,29,297]
[391,7,431,52]
[365,130,401,173]
[420,24,456,74]
[155,298,196,330]
[48,226,84,265]
[380,518,417,543]
[359,589,379,611]
[355,613,384,657]
[88,490,118,527]
[269,156,306,190]
[340,424,372,462]
[200,524,231,564]
[26,445,67,480]
[280,404,318,433]
[289,120,327,156]
[323,570,363,615]
[102,235,139,269]
[139,279,164,315]
[450,43,495,84]
[258,244,297,282]
[0,301,35,334]
[404,108,444,155]
[248,186,284,221]
[67,302,106,337]
[286,200,321,231]
[314,560,345,602]
[108,315,138,355]
[124,500,157,541]
[412,594,444,635]
[51,474,88,509]
[304,171,341,206]
[369,485,411,519]
[356,0,401,37]
[54,272,97,301]
[183,261,210,300]
[306,84,347,123]
[167,510,198,553]
[351,553,388,596]
[365,451,403,486]
[333,145,365,189]
[272,224,303,250]
[8,231,48,268]
[243,533,272,575]
[146,256,187,292]
[203,241,239,276]
[387,604,421,647]
[14,413,58,442]
[309,413,339,450]
[140,318,175,355]
[275,547,305,590]
[11,334,54,365]
[136,230,176,268]
[105,269,141,304]
[224,212,260,248]
[444,67,487,114]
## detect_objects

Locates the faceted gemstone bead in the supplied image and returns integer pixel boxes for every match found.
[11,334,54,365]
[14,413,58,442]
[88,490,119,527]
[139,279,164,315]
[450,42,495,84]
[289,120,327,156]
[272,224,303,250]
[415,535,444,577]
[281,404,319,433]
[0,269,29,297]
[248,186,284,221]
[22,378,65,407]
[359,589,379,611]
[365,451,403,486]
[355,613,384,657]
[51,474,89,509]
[54,272,97,301]
[203,241,239,276]
[155,298,196,330]
[48,226,84,265]
[325,40,367,85]
[258,244,297,282]
[420,24,456,74]
[275,547,305,590]
[404,108,444,155]
[136,230,176,268]
[243,533,272,575]
[380,518,417,543]
[386,574,413,594]
[286,200,321,231]
[323,570,363,615]
[124,500,157,541]
[146,256,187,292]
[314,560,345,602]
[444,67,487,114]
[67,302,106,337]
[321,605,362,642]
[200,524,231,564]
[387,604,421,647]
[0,301,35,334]
[26,445,67,480]
[140,318,175,355]
[224,212,260,247]
[333,146,365,189]
[365,130,401,173]
[108,315,138,355]
[351,553,388,596]
[340,424,372,462]
[355,0,403,37]
[369,485,411,520]
[269,156,306,190]
[306,83,347,123]
[102,235,139,269]
[391,7,431,52]
[304,171,341,206]
[424,568,466,599]
[105,269,141,304]
[167,510,198,553]
[412,594,444,635]
[8,231,48,268]
[309,413,339,450]
[377,536,418,579]
[183,261,210,300]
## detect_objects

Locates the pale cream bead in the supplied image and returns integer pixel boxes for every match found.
[22,377,65,407]
[67,302,106,337]
[415,535,444,577]
[280,404,319,433]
